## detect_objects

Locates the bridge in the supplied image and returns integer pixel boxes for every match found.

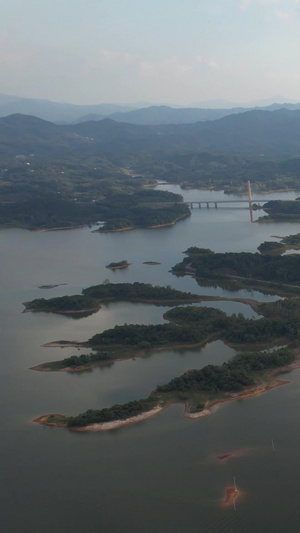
[184,199,274,209]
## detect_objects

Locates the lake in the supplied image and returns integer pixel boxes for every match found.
[2,188,300,532]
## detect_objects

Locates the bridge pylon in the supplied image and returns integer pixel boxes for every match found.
[247,180,252,208]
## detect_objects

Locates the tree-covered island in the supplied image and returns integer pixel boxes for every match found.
[36,346,296,430]
[172,246,300,294]
[23,294,101,316]
[258,200,300,222]
[0,183,190,231]
[23,282,206,316]
[105,260,130,269]
[34,298,299,372]
[258,233,300,255]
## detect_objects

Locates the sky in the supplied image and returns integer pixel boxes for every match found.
[1,0,300,106]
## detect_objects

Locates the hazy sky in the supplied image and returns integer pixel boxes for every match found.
[1,0,300,105]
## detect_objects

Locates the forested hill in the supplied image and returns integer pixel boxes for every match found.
[1,92,300,125]
[0,114,83,157]
[2,108,300,158]
[62,108,300,156]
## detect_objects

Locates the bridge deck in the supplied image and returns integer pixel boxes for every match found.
[184,199,275,204]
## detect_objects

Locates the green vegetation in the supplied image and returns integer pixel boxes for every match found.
[88,323,211,348]
[62,352,111,368]
[183,247,214,256]
[43,347,294,428]
[24,282,204,317]
[23,295,99,315]
[258,233,300,256]
[82,282,201,302]
[259,200,300,222]
[0,183,189,231]
[66,398,158,427]
[258,241,285,255]
[4,112,300,231]
[156,348,294,393]
[106,260,130,269]
[38,298,300,371]
[172,247,300,285]
[34,258,300,427]
[282,233,300,245]
[165,306,288,345]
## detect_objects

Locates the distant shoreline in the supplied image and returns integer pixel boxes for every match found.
[97,213,190,233]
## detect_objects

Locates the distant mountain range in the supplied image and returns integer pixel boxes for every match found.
[1,93,300,126]
[1,108,300,159]
[0,94,136,124]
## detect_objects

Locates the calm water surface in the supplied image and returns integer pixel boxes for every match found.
[2,188,300,532]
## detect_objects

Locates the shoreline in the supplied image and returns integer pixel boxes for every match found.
[22,293,214,316]
[23,305,101,315]
[33,405,165,432]
[184,373,294,420]
[33,359,300,432]
[31,333,222,372]
[32,328,288,374]
[97,213,190,233]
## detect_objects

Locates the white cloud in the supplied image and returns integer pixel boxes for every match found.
[275,9,293,20]
[100,50,138,66]
[207,58,220,70]
[140,56,193,79]
[85,49,139,69]
[0,33,31,67]
[240,0,279,9]
[240,0,300,12]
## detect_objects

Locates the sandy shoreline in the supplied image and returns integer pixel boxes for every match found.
[33,405,165,432]
[33,370,295,432]
[33,353,300,431]
[184,375,293,420]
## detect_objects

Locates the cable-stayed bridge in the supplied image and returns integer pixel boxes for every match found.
[184,199,276,209]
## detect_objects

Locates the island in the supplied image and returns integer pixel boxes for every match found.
[23,295,101,316]
[30,298,280,371]
[38,283,68,290]
[258,233,300,255]
[23,281,208,317]
[106,260,130,270]
[32,248,300,432]
[34,346,296,430]
[258,200,300,222]
[33,295,299,372]
[30,241,300,431]
[171,246,300,294]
